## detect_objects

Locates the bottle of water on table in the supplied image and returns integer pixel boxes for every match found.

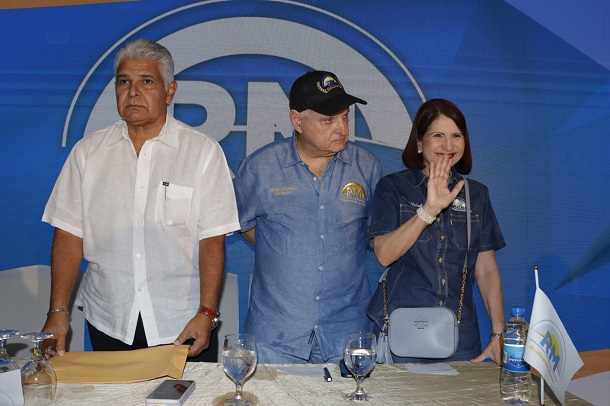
[501,306,532,404]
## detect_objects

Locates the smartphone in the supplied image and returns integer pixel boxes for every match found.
[339,359,371,378]
[145,379,195,405]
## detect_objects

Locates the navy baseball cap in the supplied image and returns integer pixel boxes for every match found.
[289,70,367,116]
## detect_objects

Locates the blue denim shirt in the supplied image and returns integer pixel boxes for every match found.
[233,135,382,360]
[366,169,505,362]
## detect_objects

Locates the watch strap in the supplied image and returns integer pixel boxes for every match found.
[198,306,220,329]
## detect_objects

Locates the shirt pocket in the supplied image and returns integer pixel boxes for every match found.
[449,212,480,250]
[155,182,193,227]
[400,203,431,243]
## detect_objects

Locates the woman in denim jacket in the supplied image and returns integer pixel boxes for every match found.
[367,99,505,364]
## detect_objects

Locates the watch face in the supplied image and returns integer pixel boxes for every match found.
[213,311,220,330]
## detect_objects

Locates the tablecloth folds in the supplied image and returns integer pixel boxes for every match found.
[48,345,188,383]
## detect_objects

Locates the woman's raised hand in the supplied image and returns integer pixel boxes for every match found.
[423,155,464,217]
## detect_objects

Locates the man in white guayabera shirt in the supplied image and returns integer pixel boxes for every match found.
[41,39,239,361]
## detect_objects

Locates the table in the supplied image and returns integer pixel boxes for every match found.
[52,362,590,405]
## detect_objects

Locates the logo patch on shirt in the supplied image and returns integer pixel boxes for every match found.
[452,197,467,212]
[341,182,367,206]
[270,186,297,196]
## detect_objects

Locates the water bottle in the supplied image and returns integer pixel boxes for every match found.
[500,306,532,404]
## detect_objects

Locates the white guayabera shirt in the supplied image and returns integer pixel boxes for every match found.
[43,114,239,346]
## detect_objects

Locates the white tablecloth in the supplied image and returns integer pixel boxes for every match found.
[51,362,590,405]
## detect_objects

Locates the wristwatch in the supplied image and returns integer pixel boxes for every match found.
[198,306,221,330]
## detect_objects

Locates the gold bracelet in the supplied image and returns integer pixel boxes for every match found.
[490,332,503,339]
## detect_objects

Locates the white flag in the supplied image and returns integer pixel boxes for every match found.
[524,287,583,406]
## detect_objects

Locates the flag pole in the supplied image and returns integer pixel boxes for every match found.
[533,265,545,406]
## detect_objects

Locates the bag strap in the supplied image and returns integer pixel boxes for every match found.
[382,268,389,328]
[456,178,470,325]
[382,178,471,326]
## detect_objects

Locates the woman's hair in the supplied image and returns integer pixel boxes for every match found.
[402,99,472,174]
[114,39,174,89]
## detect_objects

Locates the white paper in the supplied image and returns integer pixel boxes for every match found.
[567,371,610,406]
[404,362,458,375]
[0,364,25,405]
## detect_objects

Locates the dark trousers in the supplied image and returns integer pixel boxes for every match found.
[86,314,218,362]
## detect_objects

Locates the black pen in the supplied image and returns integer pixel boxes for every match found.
[163,181,169,200]
[323,367,332,382]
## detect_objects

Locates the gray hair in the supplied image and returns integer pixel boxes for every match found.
[114,39,174,89]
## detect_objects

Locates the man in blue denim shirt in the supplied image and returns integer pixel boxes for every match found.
[233,71,382,363]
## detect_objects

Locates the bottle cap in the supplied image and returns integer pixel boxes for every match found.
[511,307,525,316]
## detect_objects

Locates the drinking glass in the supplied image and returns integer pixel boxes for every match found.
[343,332,377,401]
[21,332,57,405]
[222,334,257,406]
[0,329,20,371]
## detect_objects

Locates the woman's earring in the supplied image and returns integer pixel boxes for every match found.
[417,148,422,154]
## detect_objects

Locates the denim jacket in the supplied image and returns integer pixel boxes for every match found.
[366,169,505,362]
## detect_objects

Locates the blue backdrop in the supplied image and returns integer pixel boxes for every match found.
[1,0,608,353]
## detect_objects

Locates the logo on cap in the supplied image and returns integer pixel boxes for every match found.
[317,75,343,94]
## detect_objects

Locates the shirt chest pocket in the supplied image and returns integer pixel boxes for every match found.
[400,204,431,243]
[155,182,193,226]
[449,212,480,250]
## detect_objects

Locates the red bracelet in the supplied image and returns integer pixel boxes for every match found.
[198,306,218,320]
[198,306,220,330]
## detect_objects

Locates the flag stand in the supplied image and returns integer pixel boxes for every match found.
[525,264,583,406]
[534,265,545,406]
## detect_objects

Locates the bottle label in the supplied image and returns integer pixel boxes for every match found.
[502,343,530,373]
